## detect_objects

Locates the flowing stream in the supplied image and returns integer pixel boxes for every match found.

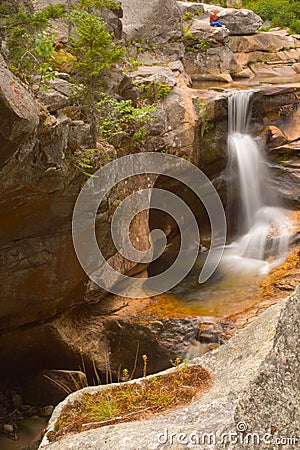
[221,90,291,276]
[168,89,292,317]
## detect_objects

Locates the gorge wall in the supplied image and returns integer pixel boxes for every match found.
[0,0,299,400]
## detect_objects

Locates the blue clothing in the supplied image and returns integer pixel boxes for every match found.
[210,21,223,27]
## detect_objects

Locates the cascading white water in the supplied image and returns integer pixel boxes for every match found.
[222,90,292,276]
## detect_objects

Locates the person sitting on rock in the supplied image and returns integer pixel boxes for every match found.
[210,9,223,27]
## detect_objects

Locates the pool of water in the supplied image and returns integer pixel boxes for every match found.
[192,75,300,90]
[0,418,47,450]
[168,267,261,318]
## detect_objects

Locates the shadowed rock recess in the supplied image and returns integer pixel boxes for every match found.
[40,287,300,449]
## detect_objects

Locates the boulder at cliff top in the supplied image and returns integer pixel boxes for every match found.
[122,0,182,42]
[217,6,263,35]
[40,287,300,449]
[178,2,263,35]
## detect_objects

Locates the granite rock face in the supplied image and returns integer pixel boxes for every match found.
[40,286,300,449]
[122,0,184,60]
[252,86,300,208]
[0,56,39,166]
[216,7,263,36]
[122,0,182,42]
[184,45,237,82]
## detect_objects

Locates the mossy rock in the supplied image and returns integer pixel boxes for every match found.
[52,49,76,74]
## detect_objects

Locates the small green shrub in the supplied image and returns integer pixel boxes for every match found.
[184,34,210,52]
[183,25,192,36]
[139,81,173,102]
[77,0,122,10]
[289,18,300,34]
[204,121,215,133]
[97,94,154,147]
[182,9,203,22]
[182,11,194,22]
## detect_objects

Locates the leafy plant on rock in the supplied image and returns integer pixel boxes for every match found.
[49,362,213,442]
[0,3,64,86]
[97,94,155,148]
[138,81,173,102]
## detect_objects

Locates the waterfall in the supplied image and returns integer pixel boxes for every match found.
[222,90,291,276]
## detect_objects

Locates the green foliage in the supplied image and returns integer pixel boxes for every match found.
[139,81,173,102]
[182,11,194,22]
[244,0,300,29]
[66,8,125,146]
[205,121,214,133]
[128,56,143,70]
[184,34,210,52]
[183,24,192,36]
[132,126,147,144]
[76,148,96,170]
[1,4,64,85]
[51,364,212,441]
[67,10,124,81]
[182,10,203,22]
[35,31,58,86]
[289,18,300,34]
[142,354,148,378]
[77,0,122,10]
[122,368,130,381]
[97,94,154,147]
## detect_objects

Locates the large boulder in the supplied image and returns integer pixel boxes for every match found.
[40,286,300,449]
[183,45,238,82]
[248,62,299,78]
[187,19,230,47]
[122,0,184,59]
[229,31,300,77]
[218,7,263,35]
[233,48,300,68]
[0,56,39,166]
[184,3,263,35]
[122,0,182,42]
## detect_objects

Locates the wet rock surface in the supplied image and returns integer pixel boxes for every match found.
[50,293,227,381]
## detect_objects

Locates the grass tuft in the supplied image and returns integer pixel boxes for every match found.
[50,365,213,441]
